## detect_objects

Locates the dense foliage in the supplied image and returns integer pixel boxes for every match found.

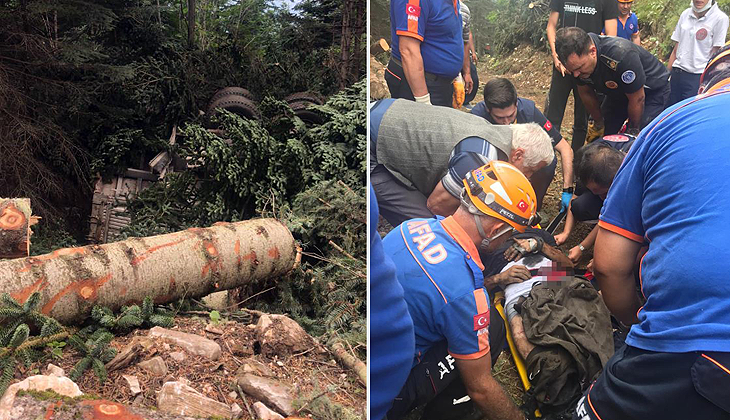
[371,0,730,57]
[123,81,367,349]
[0,0,365,236]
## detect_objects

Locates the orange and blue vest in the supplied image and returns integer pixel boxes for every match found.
[382,216,493,364]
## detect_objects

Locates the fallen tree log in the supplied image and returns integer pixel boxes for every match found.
[1,219,301,324]
[0,198,36,259]
[330,341,366,387]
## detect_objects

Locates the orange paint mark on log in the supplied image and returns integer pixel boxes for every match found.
[16,247,87,273]
[79,286,95,299]
[41,273,112,315]
[268,247,280,259]
[44,401,62,420]
[204,241,218,257]
[242,251,256,262]
[235,240,241,255]
[119,287,127,296]
[131,237,190,265]
[10,276,48,304]
[80,400,145,420]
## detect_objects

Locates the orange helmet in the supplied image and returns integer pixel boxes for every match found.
[461,161,538,233]
[699,42,730,94]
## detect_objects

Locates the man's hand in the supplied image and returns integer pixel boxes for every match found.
[504,238,544,262]
[464,72,473,95]
[567,245,583,263]
[487,265,531,288]
[586,120,605,143]
[552,53,566,76]
[554,230,570,246]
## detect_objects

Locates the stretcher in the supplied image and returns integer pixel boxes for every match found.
[494,290,542,418]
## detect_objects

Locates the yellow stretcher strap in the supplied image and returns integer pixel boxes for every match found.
[494,291,541,418]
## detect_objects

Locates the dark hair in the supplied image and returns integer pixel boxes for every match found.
[483,78,518,110]
[575,142,625,187]
[555,27,593,65]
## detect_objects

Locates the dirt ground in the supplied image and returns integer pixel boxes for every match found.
[16,315,365,419]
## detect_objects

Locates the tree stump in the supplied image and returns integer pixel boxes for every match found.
[0,198,36,259]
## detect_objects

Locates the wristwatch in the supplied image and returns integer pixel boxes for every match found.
[578,244,586,252]
[563,187,574,194]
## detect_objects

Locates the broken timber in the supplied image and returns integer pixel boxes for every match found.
[0,198,38,259]
[1,219,301,324]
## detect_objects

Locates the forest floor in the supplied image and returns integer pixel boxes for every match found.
[10,314,365,420]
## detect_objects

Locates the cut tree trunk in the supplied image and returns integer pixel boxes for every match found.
[370,38,390,55]
[0,198,36,259]
[1,219,301,324]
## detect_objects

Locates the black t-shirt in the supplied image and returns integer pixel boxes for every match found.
[576,33,670,96]
[549,0,618,33]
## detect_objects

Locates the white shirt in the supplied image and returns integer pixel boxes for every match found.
[671,3,729,74]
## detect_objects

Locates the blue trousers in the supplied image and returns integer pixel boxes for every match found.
[668,67,701,106]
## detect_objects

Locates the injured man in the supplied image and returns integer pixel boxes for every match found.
[500,235,576,360]
[495,233,615,413]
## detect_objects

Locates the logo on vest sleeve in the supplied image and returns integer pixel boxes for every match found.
[696,28,708,41]
[474,169,485,182]
[605,80,618,89]
[621,70,636,84]
[473,311,490,330]
[629,23,634,30]
[406,4,420,17]
[543,120,553,131]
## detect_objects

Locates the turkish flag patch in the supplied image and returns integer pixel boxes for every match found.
[473,311,490,330]
[543,120,553,131]
[517,199,528,212]
[406,4,420,17]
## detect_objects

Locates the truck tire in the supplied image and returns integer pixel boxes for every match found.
[210,87,255,103]
[289,100,323,125]
[284,91,325,106]
[207,94,260,120]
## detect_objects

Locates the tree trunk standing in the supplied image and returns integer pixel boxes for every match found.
[1,219,301,325]
[339,0,366,88]
[0,198,32,259]
[188,0,196,48]
[339,0,352,89]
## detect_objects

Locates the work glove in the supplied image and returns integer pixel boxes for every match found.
[560,191,573,213]
[452,73,465,109]
[586,120,605,143]
[504,237,544,262]
[414,93,431,105]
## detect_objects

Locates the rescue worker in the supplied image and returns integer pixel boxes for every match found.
[383,161,539,420]
[369,186,415,420]
[573,44,730,420]
[554,134,635,263]
[611,0,640,45]
[555,27,670,139]
[369,98,554,227]
[471,78,575,212]
[666,0,728,105]
[545,0,618,154]
[386,0,470,106]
